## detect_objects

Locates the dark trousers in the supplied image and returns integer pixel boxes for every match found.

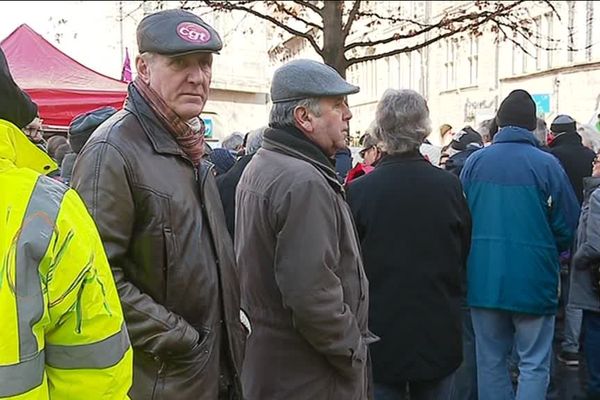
[584,310,600,398]
[451,307,478,400]
[374,372,456,400]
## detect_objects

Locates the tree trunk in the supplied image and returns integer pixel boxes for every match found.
[322,1,348,78]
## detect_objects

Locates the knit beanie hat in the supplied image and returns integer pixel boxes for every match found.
[0,48,38,128]
[68,106,117,153]
[550,114,577,135]
[496,89,537,131]
[451,126,483,151]
[209,147,236,175]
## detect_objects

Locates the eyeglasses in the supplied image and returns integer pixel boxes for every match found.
[359,146,377,158]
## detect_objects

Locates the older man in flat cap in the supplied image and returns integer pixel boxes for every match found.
[72,9,245,400]
[235,59,376,400]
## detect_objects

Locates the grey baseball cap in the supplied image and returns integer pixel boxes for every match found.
[137,9,222,56]
[271,59,359,103]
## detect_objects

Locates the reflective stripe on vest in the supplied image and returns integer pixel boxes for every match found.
[46,322,130,369]
[0,351,45,397]
[1,176,66,396]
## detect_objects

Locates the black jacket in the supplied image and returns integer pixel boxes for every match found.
[72,85,245,400]
[445,146,481,177]
[347,153,471,383]
[549,133,595,204]
[217,153,254,239]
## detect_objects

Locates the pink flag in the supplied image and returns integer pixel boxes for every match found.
[121,47,132,83]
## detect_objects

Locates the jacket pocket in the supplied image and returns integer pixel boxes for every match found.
[162,227,178,306]
[166,327,213,373]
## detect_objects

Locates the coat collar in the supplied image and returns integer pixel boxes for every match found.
[0,119,58,175]
[124,84,186,158]
[376,151,427,167]
[493,126,539,146]
[262,126,343,194]
[549,132,584,148]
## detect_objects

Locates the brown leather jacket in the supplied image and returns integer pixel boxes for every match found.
[72,86,245,400]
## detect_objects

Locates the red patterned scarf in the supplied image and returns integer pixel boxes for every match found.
[133,77,205,166]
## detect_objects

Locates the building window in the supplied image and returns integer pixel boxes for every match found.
[444,39,455,90]
[534,17,542,70]
[521,35,529,74]
[586,1,594,61]
[512,42,518,75]
[468,35,479,85]
[568,0,575,63]
[545,12,554,68]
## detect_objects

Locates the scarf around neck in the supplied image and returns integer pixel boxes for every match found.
[133,77,205,166]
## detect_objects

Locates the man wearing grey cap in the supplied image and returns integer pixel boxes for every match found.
[235,59,376,399]
[72,9,245,400]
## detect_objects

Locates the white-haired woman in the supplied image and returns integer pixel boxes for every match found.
[347,89,472,400]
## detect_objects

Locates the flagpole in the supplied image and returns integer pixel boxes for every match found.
[119,1,124,66]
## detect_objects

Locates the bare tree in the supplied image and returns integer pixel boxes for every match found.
[183,0,560,78]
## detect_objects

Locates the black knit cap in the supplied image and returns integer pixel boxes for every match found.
[496,89,537,131]
[550,114,577,135]
[0,47,38,128]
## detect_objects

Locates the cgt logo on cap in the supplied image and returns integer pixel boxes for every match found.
[177,22,211,44]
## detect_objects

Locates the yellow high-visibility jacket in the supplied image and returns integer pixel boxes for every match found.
[0,119,132,399]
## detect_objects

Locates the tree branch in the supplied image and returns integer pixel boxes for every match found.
[342,0,362,37]
[202,0,323,56]
[347,25,469,66]
[346,1,522,66]
[266,1,323,31]
[345,0,523,52]
[354,9,429,28]
[291,0,322,16]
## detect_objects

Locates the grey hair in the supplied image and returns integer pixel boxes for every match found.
[373,89,431,155]
[222,132,244,151]
[268,98,322,129]
[578,123,600,152]
[533,118,548,146]
[246,126,267,155]
[140,52,158,65]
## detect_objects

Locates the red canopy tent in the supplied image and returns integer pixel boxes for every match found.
[0,24,128,128]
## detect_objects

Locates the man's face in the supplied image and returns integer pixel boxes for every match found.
[141,52,213,120]
[23,117,44,142]
[305,96,352,157]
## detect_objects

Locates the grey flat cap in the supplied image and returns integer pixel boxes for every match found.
[271,59,359,103]
[137,9,222,56]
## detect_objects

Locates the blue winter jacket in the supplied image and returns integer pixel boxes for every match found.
[460,126,580,315]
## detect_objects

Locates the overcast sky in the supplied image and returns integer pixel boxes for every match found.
[1,1,142,78]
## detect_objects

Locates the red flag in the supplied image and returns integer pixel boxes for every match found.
[121,47,132,83]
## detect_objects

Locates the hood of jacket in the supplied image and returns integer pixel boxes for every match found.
[0,119,57,175]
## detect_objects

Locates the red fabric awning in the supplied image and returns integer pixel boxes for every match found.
[1,24,128,127]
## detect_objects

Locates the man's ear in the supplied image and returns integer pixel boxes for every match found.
[136,55,151,84]
[293,106,314,133]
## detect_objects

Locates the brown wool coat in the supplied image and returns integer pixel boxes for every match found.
[235,131,375,400]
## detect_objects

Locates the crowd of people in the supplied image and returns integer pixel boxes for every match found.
[2,7,600,400]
